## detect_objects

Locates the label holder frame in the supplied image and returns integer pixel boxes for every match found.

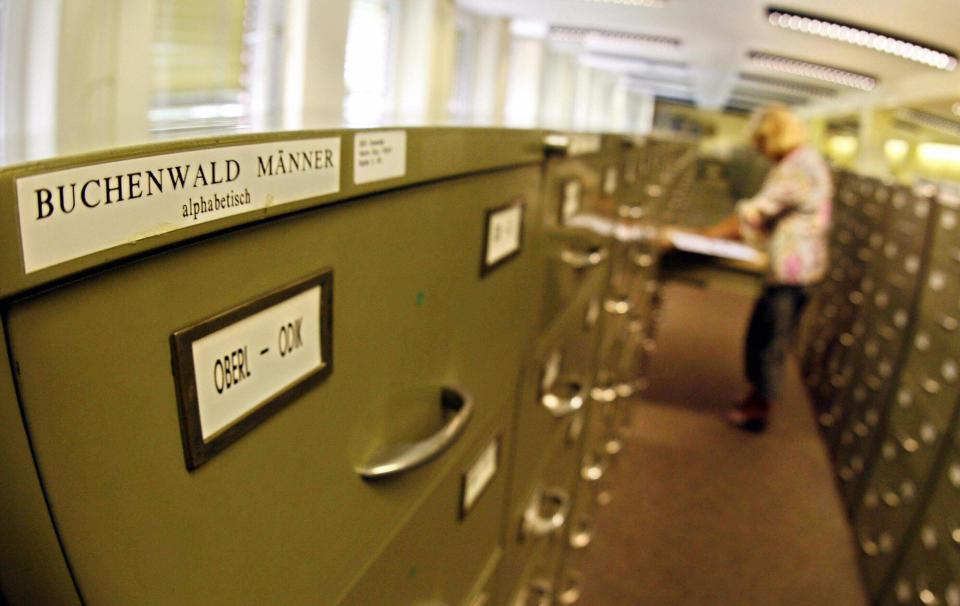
[459,434,502,520]
[479,198,526,278]
[170,269,334,470]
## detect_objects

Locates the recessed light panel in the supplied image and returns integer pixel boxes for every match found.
[766,7,957,70]
[738,72,838,97]
[583,0,665,6]
[748,51,877,91]
[548,25,680,48]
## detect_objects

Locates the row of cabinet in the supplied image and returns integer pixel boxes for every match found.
[798,171,960,604]
[0,128,695,605]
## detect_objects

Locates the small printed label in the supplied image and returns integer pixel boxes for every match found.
[190,286,323,440]
[562,180,581,222]
[462,438,499,516]
[603,166,618,195]
[17,137,341,273]
[484,202,523,269]
[354,130,406,184]
[568,134,602,156]
[542,350,562,392]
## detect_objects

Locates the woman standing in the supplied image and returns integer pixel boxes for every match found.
[699,105,833,432]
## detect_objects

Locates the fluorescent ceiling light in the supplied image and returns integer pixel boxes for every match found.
[726,98,760,110]
[581,52,687,80]
[582,0,665,7]
[766,7,957,71]
[884,139,909,163]
[730,86,809,105]
[510,19,548,39]
[548,26,679,48]
[738,72,837,97]
[896,109,960,138]
[748,51,877,91]
[918,142,960,163]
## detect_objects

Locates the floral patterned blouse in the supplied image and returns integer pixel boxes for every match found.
[736,146,833,285]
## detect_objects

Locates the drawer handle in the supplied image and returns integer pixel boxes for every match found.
[557,569,585,605]
[466,592,489,606]
[581,451,609,482]
[542,379,586,418]
[632,252,656,268]
[514,578,553,606]
[569,517,596,549]
[560,246,609,269]
[355,386,473,479]
[604,435,624,456]
[522,486,571,539]
[603,297,633,315]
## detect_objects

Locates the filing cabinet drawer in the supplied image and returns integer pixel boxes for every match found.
[538,227,611,330]
[505,543,563,606]
[510,301,600,507]
[856,459,923,591]
[881,458,960,606]
[5,164,543,605]
[500,425,583,606]
[895,368,959,439]
[336,421,508,606]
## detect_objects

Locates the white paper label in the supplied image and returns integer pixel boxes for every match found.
[542,350,562,392]
[354,130,406,184]
[603,166,618,195]
[568,134,602,156]
[191,286,323,440]
[562,180,581,221]
[16,137,341,273]
[485,204,523,266]
[463,439,499,513]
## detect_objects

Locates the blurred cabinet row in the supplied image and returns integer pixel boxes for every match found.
[798,170,960,605]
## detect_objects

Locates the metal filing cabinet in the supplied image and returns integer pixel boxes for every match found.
[499,279,601,605]
[536,134,623,331]
[879,445,960,606]
[803,173,882,402]
[850,191,960,600]
[0,128,548,605]
[827,184,937,506]
[499,133,626,605]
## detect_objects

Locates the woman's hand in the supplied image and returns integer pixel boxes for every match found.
[698,215,742,240]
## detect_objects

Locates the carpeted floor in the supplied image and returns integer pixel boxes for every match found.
[577,281,869,606]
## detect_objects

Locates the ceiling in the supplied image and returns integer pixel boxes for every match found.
[456,0,960,116]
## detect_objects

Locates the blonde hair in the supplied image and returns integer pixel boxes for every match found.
[749,105,808,159]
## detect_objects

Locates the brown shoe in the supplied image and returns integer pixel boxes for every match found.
[724,405,768,432]
[725,391,769,432]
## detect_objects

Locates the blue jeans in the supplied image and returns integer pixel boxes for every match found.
[745,285,809,402]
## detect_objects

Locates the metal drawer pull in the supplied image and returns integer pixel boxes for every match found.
[632,252,655,268]
[590,385,617,403]
[466,592,489,606]
[604,435,624,456]
[355,386,473,479]
[560,246,609,269]
[581,451,609,482]
[542,379,586,418]
[603,297,633,315]
[917,578,939,606]
[569,517,596,549]
[514,579,553,606]
[894,579,913,604]
[557,570,585,605]
[614,382,635,398]
[522,486,571,539]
